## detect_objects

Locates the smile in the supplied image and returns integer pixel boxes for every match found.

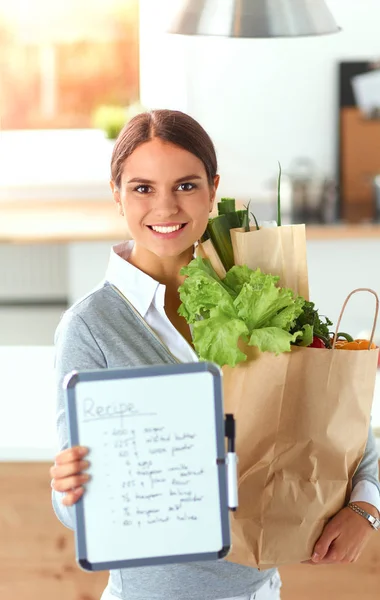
[148,224,187,234]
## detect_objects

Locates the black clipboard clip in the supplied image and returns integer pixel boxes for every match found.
[225,414,238,511]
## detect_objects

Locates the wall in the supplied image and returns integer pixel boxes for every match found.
[139,0,380,201]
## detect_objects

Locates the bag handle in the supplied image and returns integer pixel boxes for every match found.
[332,288,379,350]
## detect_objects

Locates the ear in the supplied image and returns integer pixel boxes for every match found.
[209,175,220,212]
[110,180,124,216]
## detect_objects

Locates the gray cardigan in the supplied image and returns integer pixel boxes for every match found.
[52,282,380,600]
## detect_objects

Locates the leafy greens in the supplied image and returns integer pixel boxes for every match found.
[289,301,333,348]
[178,257,306,367]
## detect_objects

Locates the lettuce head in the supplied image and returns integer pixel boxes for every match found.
[178,258,306,367]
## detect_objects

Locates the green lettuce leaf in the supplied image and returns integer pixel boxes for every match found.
[249,328,303,355]
[178,258,235,323]
[233,280,296,331]
[193,308,249,367]
[223,265,279,295]
[267,296,305,330]
[296,324,314,347]
[181,256,236,296]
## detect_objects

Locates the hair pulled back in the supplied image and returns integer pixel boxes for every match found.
[111,109,218,189]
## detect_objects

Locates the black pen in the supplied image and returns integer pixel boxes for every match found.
[225,414,238,510]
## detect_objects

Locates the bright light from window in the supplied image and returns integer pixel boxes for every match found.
[0,0,140,130]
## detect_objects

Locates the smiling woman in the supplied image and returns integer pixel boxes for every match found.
[42,107,380,600]
[49,109,276,600]
[106,110,220,347]
[110,110,220,273]
[111,138,218,263]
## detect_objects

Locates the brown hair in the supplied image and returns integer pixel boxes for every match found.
[111,109,218,189]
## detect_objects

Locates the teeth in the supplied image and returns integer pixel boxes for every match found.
[151,224,182,233]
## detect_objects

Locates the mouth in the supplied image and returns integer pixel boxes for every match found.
[147,223,188,235]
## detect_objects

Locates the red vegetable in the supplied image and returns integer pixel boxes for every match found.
[309,336,326,349]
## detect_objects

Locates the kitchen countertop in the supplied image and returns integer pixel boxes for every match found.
[1,129,379,243]
[1,200,380,244]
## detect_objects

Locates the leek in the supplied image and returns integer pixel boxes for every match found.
[218,198,236,215]
[217,197,241,230]
[207,215,235,271]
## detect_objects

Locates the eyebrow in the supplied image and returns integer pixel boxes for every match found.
[127,174,203,184]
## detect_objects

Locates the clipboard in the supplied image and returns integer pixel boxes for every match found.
[64,362,237,572]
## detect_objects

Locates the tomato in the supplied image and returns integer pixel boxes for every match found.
[309,336,326,348]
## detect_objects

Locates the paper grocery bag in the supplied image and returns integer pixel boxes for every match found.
[222,289,379,569]
[230,225,309,300]
[195,240,226,279]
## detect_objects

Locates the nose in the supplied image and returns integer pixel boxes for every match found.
[153,190,179,218]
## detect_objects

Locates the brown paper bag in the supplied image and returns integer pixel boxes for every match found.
[230,225,309,300]
[195,240,226,279]
[222,289,379,569]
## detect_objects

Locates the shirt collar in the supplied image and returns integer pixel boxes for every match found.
[105,241,162,319]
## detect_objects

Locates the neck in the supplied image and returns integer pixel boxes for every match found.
[127,243,193,288]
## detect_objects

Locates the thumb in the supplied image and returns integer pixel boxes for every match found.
[312,523,337,562]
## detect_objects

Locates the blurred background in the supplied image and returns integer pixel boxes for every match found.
[0,1,380,598]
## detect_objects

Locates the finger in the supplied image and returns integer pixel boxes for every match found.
[323,543,344,564]
[312,525,339,562]
[61,486,85,506]
[301,559,330,566]
[55,447,88,465]
[311,557,337,565]
[347,553,360,563]
[327,541,362,565]
[50,459,90,480]
[52,473,90,493]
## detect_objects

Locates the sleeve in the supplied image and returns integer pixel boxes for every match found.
[51,310,107,530]
[349,422,380,510]
[349,481,380,512]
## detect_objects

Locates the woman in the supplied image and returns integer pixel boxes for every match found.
[50,109,380,600]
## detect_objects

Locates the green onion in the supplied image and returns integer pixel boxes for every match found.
[242,200,259,232]
[242,200,250,232]
[250,211,260,231]
[277,161,282,227]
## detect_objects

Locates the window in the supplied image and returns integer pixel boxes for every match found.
[0,0,140,130]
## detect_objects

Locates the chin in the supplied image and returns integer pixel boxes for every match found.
[150,244,194,259]
[142,232,197,258]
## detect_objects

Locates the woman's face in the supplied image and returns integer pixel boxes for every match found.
[111,138,219,258]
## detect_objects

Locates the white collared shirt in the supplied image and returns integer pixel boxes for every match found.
[105,240,198,364]
[104,241,380,512]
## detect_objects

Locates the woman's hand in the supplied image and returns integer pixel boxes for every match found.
[50,446,90,506]
[304,502,379,565]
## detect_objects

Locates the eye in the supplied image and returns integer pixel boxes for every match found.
[177,182,196,192]
[134,185,152,194]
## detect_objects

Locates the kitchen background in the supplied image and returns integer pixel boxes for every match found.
[1,1,380,599]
